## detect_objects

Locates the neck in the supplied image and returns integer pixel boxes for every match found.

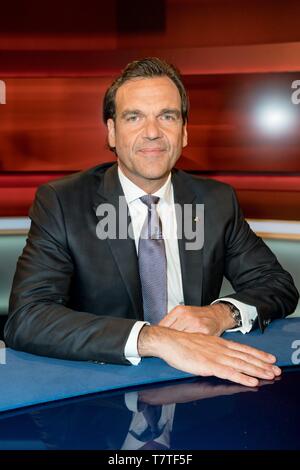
[118,164,170,194]
[136,177,169,194]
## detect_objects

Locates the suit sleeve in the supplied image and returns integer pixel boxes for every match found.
[4,184,137,364]
[223,187,299,331]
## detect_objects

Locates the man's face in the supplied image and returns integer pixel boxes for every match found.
[107,76,188,189]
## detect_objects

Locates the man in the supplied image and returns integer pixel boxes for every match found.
[5,58,299,387]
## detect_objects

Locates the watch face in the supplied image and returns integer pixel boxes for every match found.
[233,311,242,327]
[227,304,242,327]
[218,301,242,327]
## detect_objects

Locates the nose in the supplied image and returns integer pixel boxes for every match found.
[143,117,162,140]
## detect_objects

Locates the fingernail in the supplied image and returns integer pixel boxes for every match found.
[272,366,281,375]
[249,378,259,386]
[265,370,275,378]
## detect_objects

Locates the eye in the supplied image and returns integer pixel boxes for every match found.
[161,113,177,121]
[126,114,140,122]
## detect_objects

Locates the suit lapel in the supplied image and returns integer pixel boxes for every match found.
[172,170,204,307]
[92,164,143,320]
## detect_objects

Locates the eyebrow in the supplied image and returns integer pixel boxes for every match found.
[120,108,181,118]
[120,109,143,119]
[159,108,181,118]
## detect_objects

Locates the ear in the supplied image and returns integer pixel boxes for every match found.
[107,119,116,148]
[182,123,188,148]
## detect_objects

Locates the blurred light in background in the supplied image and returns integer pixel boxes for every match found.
[255,99,295,134]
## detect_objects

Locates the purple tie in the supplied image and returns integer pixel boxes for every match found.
[138,195,167,323]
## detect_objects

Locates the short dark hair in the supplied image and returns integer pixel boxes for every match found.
[102,57,189,125]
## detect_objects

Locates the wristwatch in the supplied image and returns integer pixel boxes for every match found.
[217,301,242,328]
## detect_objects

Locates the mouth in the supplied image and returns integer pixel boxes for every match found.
[137,148,166,155]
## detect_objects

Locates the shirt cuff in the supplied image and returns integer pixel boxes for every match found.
[211,297,258,334]
[124,391,139,412]
[124,321,149,365]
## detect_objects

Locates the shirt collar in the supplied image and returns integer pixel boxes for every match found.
[118,165,172,205]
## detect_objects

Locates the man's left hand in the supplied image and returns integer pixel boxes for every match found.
[158,303,237,336]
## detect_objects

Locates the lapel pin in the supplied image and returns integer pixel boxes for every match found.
[194,216,200,222]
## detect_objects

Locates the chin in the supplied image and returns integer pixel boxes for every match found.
[140,168,170,181]
[139,162,172,179]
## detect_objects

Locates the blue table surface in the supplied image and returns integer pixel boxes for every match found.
[0,318,300,414]
[0,318,300,450]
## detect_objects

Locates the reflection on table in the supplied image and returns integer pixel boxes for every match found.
[0,368,299,450]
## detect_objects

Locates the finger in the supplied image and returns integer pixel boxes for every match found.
[219,338,277,364]
[167,318,191,331]
[218,354,276,380]
[221,348,281,376]
[210,363,259,387]
[160,314,193,330]
[171,319,214,334]
[159,314,177,327]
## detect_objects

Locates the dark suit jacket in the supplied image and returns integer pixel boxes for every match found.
[4,162,299,363]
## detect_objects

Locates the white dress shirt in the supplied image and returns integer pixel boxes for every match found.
[121,392,174,450]
[118,166,257,365]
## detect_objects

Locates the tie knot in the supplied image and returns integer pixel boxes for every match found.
[140,195,160,209]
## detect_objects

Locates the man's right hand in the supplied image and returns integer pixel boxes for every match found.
[137,325,281,387]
